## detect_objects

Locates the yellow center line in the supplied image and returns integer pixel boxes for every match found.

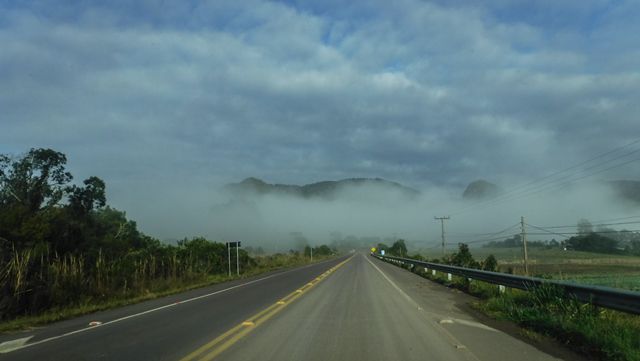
[179,256,353,361]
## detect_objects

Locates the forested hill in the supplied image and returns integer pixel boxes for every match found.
[462,179,501,200]
[225,177,420,200]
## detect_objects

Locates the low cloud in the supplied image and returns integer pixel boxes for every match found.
[196,180,637,252]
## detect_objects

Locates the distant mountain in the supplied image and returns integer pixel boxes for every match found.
[462,180,501,200]
[225,177,420,200]
[609,180,640,204]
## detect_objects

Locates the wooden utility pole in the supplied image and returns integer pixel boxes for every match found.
[435,216,450,257]
[521,216,529,276]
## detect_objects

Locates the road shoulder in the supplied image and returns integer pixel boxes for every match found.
[369,255,587,361]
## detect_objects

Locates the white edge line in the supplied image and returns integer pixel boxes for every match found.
[364,254,421,308]
[366,256,499,332]
[5,257,341,353]
[365,255,485,361]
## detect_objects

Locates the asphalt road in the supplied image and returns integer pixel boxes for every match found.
[1,253,584,361]
[214,253,579,361]
[0,256,348,360]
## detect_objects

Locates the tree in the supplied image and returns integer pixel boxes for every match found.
[483,254,498,272]
[389,239,407,257]
[484,234,520,248]
[315,244,333,256]
[566,233,619,254]
[1,149,75,249]
[0,148,72,212]
[450,243,478,268]
[577,219,593,236]
[68,176,106,216]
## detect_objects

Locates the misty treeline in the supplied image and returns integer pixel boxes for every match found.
[376,239,498,272]
[0,149,331,321]
[484,218,640,255]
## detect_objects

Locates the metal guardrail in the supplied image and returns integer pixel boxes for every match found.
[373,254,640,315]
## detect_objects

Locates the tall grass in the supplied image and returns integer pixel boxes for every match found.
[0,242,240,321]
[0,242,331,331]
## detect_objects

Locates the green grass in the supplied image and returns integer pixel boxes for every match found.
[562,273,640,291]
[418,246,640,290]
[478,288,640,361]
[421,246,640,263]
[0,254,333,334]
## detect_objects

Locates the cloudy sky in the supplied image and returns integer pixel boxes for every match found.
[2,0,639,239]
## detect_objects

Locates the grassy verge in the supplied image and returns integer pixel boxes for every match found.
[400,262,640,361]
[0,254,334,334]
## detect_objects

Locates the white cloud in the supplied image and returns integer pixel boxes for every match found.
[1,0,639,237]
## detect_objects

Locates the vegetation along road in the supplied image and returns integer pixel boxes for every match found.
[0,252,585,361]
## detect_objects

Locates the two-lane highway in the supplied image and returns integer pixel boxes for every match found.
[2,253,583,360]
[210,253,576,361]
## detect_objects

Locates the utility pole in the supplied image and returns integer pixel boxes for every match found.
[310,246,313,262]
[435,216,450,257]
[521,216,529,276]
[236,243,240,276]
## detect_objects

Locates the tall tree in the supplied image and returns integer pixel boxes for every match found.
[0,148,72,212]
[390,239,408,257]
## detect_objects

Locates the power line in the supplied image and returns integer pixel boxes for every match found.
[448,229,522,237]
[525,221,640,229]
[464,234,521,244]
[449,223,519,237]
[448,223,520,244]
[422,223,520,251]
[453,155,640,216]
[449,137,640,216]
[505,156,640,203]
[526,229,640,235]
[525,223,571,239]
[591,215,640,224]
[501,138,640,196]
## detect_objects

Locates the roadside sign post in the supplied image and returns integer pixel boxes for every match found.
[227,242,231,277]
[227,241,242,277]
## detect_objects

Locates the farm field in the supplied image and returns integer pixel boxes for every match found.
[419,246,640,291]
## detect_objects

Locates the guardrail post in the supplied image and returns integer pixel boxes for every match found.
[432,270,436,276]
[499,285,506,293]
[447,273,452,281]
